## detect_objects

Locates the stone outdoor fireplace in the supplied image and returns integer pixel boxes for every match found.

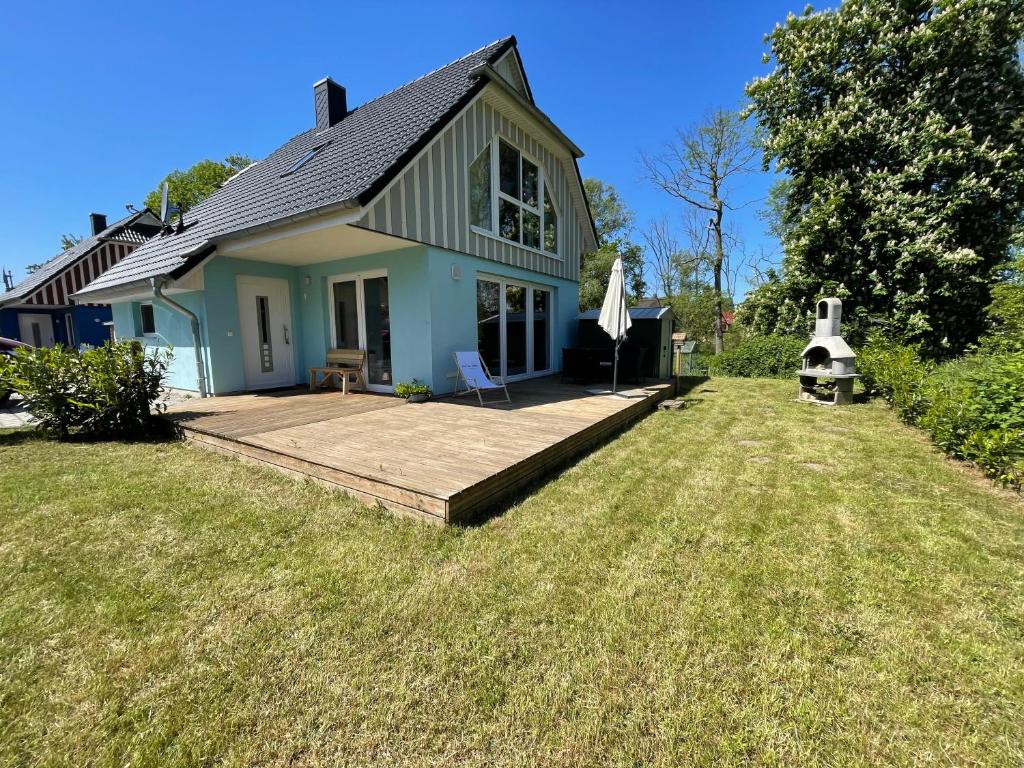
[798,298,858,405]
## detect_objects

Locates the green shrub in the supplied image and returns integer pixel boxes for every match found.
[9,341,172,440]
[857,336,934,422]
[394,380,431,398]
[979,256,1024,354]
[0,354,13,405]
[860,336,1023,488]
[707,335,805,379]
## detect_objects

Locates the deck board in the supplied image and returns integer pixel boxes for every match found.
[165,377,674,523]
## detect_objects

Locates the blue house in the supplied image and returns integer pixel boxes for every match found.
[1,210,163,348]
[75,37,598,396]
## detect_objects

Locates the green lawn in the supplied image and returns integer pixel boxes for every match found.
[1,378,1022,767]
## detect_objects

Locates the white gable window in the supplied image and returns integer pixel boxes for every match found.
[469,137,559,257]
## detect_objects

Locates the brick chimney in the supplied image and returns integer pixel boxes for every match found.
[313,77,347,131]
[89,213,107,235]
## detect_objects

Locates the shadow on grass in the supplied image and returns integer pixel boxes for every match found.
[0,429,40,448]
[453,404,669,528]
[0,417,182,446]
[676,376,710,398]
[460,380,716,524]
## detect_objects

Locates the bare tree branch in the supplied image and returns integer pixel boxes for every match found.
[639,109,758,353]
[642,218,682,300]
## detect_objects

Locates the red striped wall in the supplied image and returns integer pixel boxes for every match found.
[24,241,137,307]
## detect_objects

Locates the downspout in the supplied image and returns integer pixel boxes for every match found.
[151,277,209,398]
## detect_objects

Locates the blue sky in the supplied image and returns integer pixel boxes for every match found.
[0,1,800,296]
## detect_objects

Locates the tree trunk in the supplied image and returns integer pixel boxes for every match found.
[712,201,725,355]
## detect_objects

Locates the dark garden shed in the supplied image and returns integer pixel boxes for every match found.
[575,305,675,380]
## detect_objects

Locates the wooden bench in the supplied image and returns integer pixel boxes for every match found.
[309,348,366,394]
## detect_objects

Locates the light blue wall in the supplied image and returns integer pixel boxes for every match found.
[201,257,303,393]
[294,246,433,388]
[110,292,209,392]
[107,244,579,396]
[424,246,578,393]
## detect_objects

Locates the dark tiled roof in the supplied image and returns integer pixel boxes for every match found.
[0,210,159,305]
[79,37,517,295]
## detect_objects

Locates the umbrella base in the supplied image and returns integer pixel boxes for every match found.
[585,387,649,399]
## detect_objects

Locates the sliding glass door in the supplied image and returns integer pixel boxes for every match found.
[505,283,528,377]
[329,271,392,392]
[476,277,553,381]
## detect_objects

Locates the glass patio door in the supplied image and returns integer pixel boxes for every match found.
[330,271,392,392]
[476,278,552,381]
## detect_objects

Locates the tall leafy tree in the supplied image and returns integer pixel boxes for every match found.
[982,250,1024,352]
[745,0,1024,354]
[144,154,254,218]
[579,179,646,310]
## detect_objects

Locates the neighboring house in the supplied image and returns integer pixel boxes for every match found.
[74,36,598,396]
[0,211,162,348]
[722,310,735,331]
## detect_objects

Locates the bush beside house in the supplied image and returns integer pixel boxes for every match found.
[0,341,172,440]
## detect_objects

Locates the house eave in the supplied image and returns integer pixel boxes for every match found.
[469,62,585,158]
[72,274,203,304]
[201,197,364,250]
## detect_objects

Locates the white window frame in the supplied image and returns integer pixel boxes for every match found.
[64,312,75,347]
[469,137,561,260]
[326,268,393,393]
[476,272,555,382]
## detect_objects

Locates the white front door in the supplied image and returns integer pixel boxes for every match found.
[18,313,55,348]
[237,276,295,390]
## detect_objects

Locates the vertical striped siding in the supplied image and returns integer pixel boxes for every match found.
[24,241,138,306]
[494,52,529,99]
[358,97,583,282]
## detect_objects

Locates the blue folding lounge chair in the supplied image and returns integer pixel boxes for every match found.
[452,351,511,405]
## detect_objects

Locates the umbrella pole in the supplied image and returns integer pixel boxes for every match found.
[612,337,620,394]
[613,267,624,394]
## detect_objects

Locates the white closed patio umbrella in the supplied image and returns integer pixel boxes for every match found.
[597,255,632,393]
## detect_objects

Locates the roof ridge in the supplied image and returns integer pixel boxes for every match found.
[348,36,514,115]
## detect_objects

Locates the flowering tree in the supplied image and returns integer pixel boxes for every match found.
[744,0,1024,354]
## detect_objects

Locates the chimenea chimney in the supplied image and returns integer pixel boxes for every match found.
[89,213,107,235]
[313,77,347,131]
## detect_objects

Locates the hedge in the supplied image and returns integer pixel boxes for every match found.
[707,335,805,379]
[858,336,1023,488]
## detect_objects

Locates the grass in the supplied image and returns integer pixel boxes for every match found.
[1,377,1023,767]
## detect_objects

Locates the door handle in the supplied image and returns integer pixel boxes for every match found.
[283,324,290,345]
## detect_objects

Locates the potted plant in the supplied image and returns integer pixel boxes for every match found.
[394,379,432,403]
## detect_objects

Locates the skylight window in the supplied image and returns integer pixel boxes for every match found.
[283,141,330,176]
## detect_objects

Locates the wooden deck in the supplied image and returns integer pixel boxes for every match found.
[164,377,674,524]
